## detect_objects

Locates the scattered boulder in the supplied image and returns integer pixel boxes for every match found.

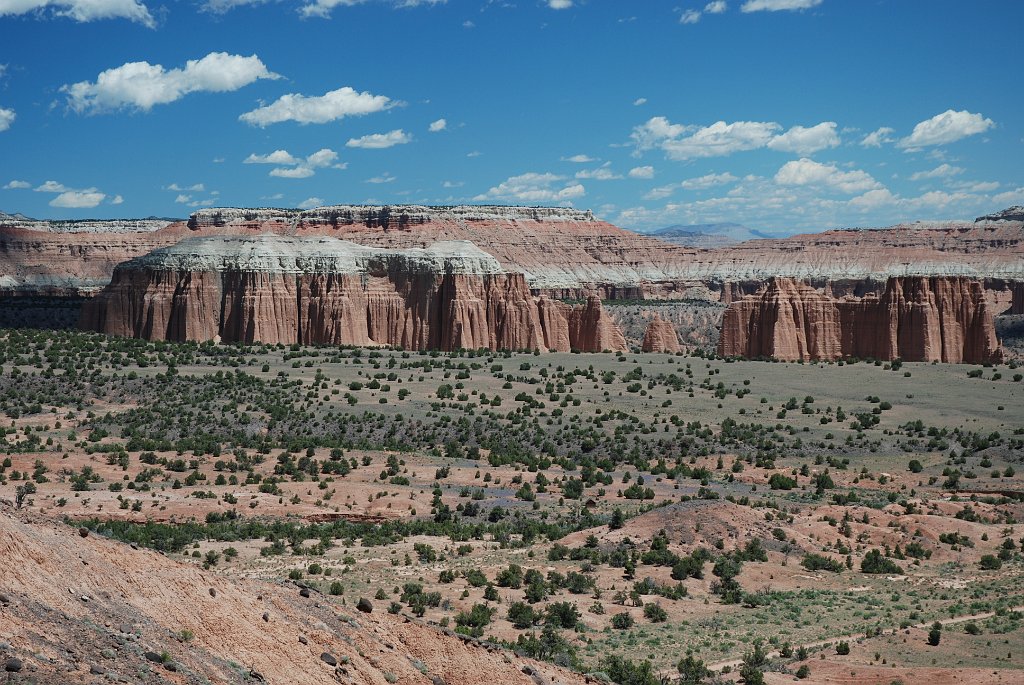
[320,652,338,667]
[356,597,373,613]
[208,588,216,598]
[299,587,311,598]
[5,658,23,673]
[143,652,162,664]
[89,664,106,675]
[262,612,270,622]
[78,527,89,538]
[298,636,308,645]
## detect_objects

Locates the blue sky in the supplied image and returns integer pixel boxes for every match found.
[0,0,1021,232]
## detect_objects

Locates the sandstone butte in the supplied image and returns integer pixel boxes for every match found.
[717,276,1004,364]
[641,314,682,353]
[80,235,628,352]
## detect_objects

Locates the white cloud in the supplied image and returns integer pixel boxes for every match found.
[741,0,821,11]
[466,150,482,158]
[628,166,655,179]
[562,154,596,163]
[860,126,894,148]
[0,107,14,132]
[110,194,123,204]
[547,0,572,8]
[428,118,447,132]
[631,116,692,152]
[954,180,999,193]
[366,173,396,184]
[246,148,341,178]
[442,180,464,188]
[3,180,30,189]
[775,158,880,194]
[705,0,727,12]
[270,166,315,179]
[662,120,781,159]
[300,0,446,19]
[909,163,964,181]
[0,0,154,27]
[298,197,324,209]
[50,190,105,208]
[680,9,701,23]
[174,194,191,203]
[34,180,68,193]
[346,129,412,149]
[244,150,301,165]
[63,52,278,114]
[633,97,647,106]
[992,187,1024,206]
[767,121,839,155]
[167,182,206,192]
[575,163,622,181]
[474,172,585,204]
[681,171,738,189]
[240,86,391,127]
[898,109,994,150]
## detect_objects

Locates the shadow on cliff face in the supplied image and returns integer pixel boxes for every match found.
[996,314,1024,359]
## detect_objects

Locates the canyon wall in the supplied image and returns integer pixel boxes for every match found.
[717,277,1004,363]
[79,235,627,352]
[641,315,682,353]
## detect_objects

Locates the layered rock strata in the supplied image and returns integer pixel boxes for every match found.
[718,276,1003,363]
[641,315,682,353]
[80,235,628,352]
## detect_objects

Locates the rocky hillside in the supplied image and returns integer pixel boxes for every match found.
[717,276,1004,363]
[80,235,627,351]
[0,505,586,685]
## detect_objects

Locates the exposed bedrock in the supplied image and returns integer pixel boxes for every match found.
[717,276,1004,363]
[79,235,628,352]
[641,315,682,353]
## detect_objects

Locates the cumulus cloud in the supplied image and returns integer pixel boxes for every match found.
[681,172,738,189]
[562,154,596,163]
[298,197,324,209]
[705,0,727,12]
[0,107,14,131]
[680,9,700,23]
[767,121,840,155]
[547,0,572,8]
[860,126,894,148]
[662,120,781,159]
[680,1,728,24]
[909,163,964,181]
[631,116,692,152]
[34,180,69,193]
[474,172,585,204]
[50,190,105,208]
[3,179,30,189]
[898,109,994,150]
[240,86,391,127]
[628,166,655,179]
[366,173,396,184]
[633,97,647,106]
[0,0,154,26]
[992,187,1024,206]
[63,53,278,114]
[244,150,301,165]
[346,129,412,149]
[428,118,447,132]
[300,0,445,19]
[741,0,821,11]
[246,148,342,178]
[167,182,206,192]
[575,163,622,181]
[775,158,880,194]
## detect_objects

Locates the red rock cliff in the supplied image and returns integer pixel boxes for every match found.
[717,276,1003,363]
[641,315,682,353]
[79,235,627,352]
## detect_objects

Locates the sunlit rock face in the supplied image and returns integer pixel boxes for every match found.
[80,235,628,352]
[718,276,1004,364]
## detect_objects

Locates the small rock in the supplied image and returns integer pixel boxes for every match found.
[163,662,177,672]
[320,653,338,667]
[130,543,138,550]
[119,624,133,635]
[249,669,265,682]
[298,636,308,645]
[299,588,311,598]
[0,593,11,605]
[143,652,162,664]
[262,612,270,622]
[5,658,23,673]
[430,676,447,685]
[80,595,90,603]
[209,588,217,598]
[356,597,373,613]
[522,666,535,676]
[78,527,89,538]
[90,664,106,675]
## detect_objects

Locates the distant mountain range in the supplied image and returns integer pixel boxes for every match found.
[637,222,777,248]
